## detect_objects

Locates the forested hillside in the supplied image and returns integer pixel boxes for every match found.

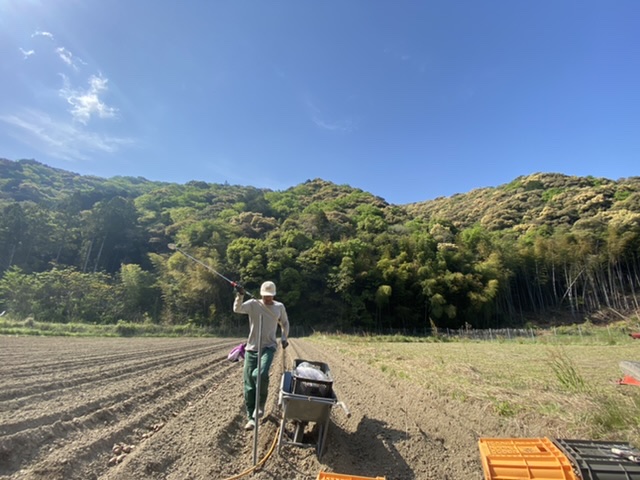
[1,158,639,331]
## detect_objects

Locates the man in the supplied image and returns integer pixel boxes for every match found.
[234,280,289,430]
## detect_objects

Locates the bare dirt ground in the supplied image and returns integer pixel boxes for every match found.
[0,336,524,479]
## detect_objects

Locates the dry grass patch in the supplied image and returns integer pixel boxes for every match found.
[310,334,640,446]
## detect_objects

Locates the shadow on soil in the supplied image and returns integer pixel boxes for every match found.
[324,416,414,479]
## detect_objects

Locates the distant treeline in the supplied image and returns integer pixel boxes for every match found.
[1,158,639,330]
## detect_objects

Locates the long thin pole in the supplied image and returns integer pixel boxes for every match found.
[168,244,254,295]
[252,314,263,466]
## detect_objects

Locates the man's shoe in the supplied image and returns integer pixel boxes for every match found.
[244,419,255,430]
[253,408,264,419]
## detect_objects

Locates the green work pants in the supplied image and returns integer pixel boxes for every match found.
[243,347,275,419]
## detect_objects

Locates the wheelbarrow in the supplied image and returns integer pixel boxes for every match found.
[277,359,349,459]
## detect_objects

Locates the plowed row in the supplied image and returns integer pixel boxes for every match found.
[0,336,516,479]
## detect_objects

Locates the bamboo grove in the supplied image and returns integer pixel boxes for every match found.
[1,159,639,331]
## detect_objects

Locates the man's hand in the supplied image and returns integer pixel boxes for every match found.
[234,284,245,295]
[281,338,289,349]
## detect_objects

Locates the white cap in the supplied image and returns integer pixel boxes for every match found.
[260,281,276,296]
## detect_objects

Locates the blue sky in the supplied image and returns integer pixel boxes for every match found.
[1,1,638,205]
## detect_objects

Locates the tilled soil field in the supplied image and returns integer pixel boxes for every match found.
[0,336,523,479]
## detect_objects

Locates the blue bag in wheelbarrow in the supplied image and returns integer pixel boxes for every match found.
[293,361,334,398]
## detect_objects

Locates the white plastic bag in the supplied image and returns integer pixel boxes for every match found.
[294,362,330,381]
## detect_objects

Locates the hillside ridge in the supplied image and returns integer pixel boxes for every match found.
[4,158,639,234]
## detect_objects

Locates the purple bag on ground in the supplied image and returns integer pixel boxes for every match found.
[227,343,246,362]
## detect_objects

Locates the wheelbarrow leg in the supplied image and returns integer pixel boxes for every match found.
[317,415,331,459]
[278,415,286,454]
[293,421,306,443]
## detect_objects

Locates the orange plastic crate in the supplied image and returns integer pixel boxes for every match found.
[478,438,578,480]
[316,472,386,480]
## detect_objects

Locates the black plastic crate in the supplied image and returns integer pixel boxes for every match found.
[292,358,333,398]
[553,438,640,480]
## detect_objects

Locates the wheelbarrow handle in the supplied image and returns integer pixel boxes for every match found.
[337,401,351,418]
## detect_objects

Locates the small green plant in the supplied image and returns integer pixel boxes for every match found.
[547,349,588,392]
[494,400,518,417]
[385,368,409,379]
[450,390,468,403]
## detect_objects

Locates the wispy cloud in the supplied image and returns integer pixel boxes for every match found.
[4,29,133,163]
[0,109,133,162]
[60,74,118,124]
[32,30,54,40]
[306,99,356,133]
[55,46,84,70]
[19,48,35,59]
[30,30,84,70]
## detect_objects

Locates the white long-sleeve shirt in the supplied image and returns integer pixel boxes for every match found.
[233,295,290,351]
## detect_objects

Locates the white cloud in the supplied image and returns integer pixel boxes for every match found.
[5,29,133,162]
[0,109,133,162]
[19,48,35,59]
[55,46,81,70]
[29,30,84,69]
[32,30,54,40]
[60,74,118,124]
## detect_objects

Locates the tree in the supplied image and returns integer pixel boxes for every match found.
[118,264,160,321]
[80,196,146,273]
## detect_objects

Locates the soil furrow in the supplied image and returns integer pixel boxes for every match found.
[2,345,205,379]
[0,343,234,404]
[30,358,240,480]
[0,352,231,436]
[0,338,233,374]
[0,345,237,478]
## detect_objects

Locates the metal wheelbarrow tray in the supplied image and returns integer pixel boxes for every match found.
[277,359,340,459]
